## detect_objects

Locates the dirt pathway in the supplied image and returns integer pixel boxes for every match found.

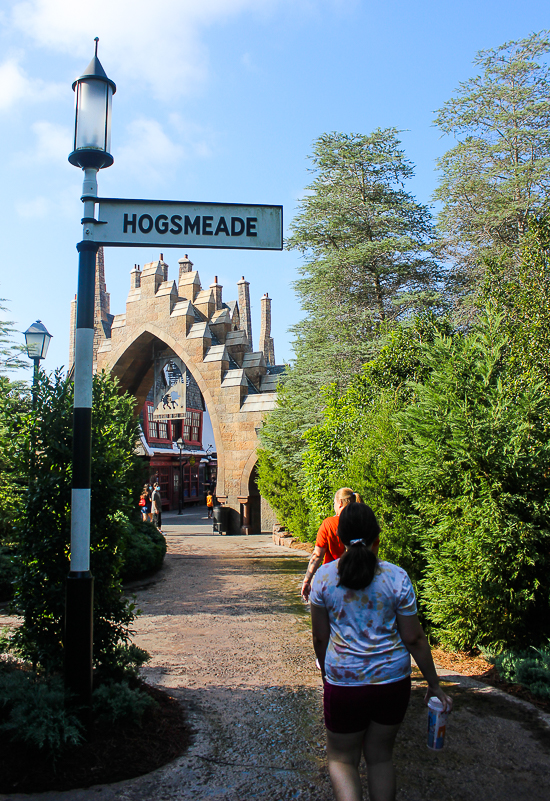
[2,508,550,800]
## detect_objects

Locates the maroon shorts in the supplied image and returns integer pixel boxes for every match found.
[324,676,411,733]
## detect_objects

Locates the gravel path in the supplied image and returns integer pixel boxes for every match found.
[2,508,550,800]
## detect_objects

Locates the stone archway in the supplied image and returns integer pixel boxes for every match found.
[79,251,281,534]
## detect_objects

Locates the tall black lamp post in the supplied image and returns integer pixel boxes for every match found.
[66,38,116,726]
[23,320,52,408]
[177,437,185,515]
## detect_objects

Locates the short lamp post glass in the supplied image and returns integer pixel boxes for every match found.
[68,39,116,171]
[24,320,52,361]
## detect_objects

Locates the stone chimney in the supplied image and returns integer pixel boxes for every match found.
[210,276,223,310]
[237,276,252,348]
[130,264,141,289]
[93,246,111,370]
[95,247,110,321]
[259,293,275,366]
[178,254,193,281]
[160,253,168,282]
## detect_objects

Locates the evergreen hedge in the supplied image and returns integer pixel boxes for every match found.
[399,310,550,651]
[9,370,157,676]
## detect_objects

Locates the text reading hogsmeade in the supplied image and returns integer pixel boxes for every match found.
[123,213,258,238]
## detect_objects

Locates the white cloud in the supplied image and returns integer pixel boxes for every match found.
[11,121,72,167]
[30,121,72,163]
[0,59,31,109]
[0,57,63,110]
[9,0,286,101]
[15,183,82,220]
[168,113,216,159]
[116,117,185,181]
[15,195,51,219]
[114,114,217,182]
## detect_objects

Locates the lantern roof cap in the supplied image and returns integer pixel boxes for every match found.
[72,39,116,93]
[24,319,52,337]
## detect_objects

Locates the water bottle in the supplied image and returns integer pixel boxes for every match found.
[427,697,449,750]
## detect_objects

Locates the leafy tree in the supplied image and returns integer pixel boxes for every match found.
[0,301,28,375]
[259,130,442,494]
[11,370,148,676]
[399,310,550,651]
[301,315,452,574]
[257,370,319,487]
[0,301,30,549]
[434,31,550,294]
[0,377,29,544]
[288,129,441,390]
[256,449,311,541]
[0,301,30,596]
[483,217,550,385]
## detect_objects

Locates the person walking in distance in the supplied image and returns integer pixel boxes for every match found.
[206,491,214,519]
[139,485,150,523]
[310,502,452,801]
[302,488,363,601]
[152,482,162,533]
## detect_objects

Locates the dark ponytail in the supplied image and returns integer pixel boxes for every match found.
[337,503,381,590]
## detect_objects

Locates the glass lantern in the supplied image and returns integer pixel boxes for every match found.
[68,40,116,170]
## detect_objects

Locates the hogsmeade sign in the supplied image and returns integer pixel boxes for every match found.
[91,198,283,250]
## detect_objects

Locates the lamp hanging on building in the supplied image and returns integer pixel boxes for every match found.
[68,37,116,170]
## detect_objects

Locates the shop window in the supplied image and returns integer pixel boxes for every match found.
[182,410,202,443]
[183,410,192,441]
[147,404,158,438]
[191,411,201,442]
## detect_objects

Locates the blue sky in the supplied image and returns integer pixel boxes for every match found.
[1,0,549,381]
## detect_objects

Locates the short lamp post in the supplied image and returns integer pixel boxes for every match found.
[23,320,52,408]
[177,437,185,515]
[66,38,116,728]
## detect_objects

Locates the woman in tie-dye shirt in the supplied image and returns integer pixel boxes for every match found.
[310,503,452,801]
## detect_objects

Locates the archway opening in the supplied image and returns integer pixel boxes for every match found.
[110,335,218,512]
[245,464,261,534]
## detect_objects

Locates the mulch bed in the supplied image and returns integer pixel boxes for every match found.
[0,682,192,795]
[432,647,550,714]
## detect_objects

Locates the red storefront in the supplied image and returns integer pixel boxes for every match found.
[139,399,216,510]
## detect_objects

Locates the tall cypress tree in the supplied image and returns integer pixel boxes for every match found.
[260,130,440,506]
[434,31,550,299]
[287,129,440,392]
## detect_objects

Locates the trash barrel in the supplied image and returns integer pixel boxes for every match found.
[212,505,228,534]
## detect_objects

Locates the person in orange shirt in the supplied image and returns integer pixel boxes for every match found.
[301,488,363,601]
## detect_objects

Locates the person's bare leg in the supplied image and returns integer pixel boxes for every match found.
[362,721,401,801]
[326,729,366,801]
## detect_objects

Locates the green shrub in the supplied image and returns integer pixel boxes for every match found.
[0,627,11,655]
[0,376,29,544]
[492,645,550,700]
[0,545,15,602]
[0,669,83,755]
[399,310,550,651]
[301,317,450,581]
[92,680,157,725]
[120,519,167,581]
[11,370,146,677]
[256,448,312,541]
[94,642,151,684]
